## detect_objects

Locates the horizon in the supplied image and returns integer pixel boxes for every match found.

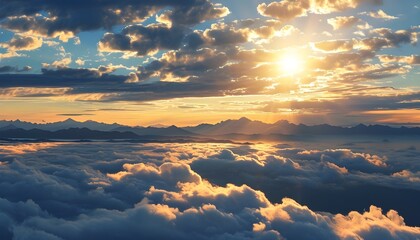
[1,116,420,128]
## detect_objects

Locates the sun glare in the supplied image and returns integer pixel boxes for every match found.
[279,54,303,76]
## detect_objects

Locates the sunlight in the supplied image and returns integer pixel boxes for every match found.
[279,53,304,76]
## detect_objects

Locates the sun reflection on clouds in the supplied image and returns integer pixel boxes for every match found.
[0,142,65,155]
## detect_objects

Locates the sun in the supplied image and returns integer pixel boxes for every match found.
[279,53,303,76]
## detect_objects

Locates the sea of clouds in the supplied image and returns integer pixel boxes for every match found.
[0,140,419,239]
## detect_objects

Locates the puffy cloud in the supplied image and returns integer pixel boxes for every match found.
[0,34,42,58]
[295,149,387,172]
[378,55,420,65]
[75,58,85,66]
[357,28,418,51]
[43,57,72,69]
[99,19,283,56]
[0,34,43,51]
[327,16,360,30]
[364,9,398,20]
[333,206,420,239]
[258,0,382,20]
[98,24,187,56]
[0,0,229,39]
[257,0,310,21]
[156,2,230,26]
[312,39,354,52]
[0,142,418,239]
[392,170,420,183]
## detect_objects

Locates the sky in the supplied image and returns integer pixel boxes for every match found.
[0,0,419,126]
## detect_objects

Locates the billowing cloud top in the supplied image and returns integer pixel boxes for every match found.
[0,141,419,239]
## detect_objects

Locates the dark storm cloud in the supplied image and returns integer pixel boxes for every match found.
[0,142,418,239]
[0,0,229,38]
[0,65,31,73]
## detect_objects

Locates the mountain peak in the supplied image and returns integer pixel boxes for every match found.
[63,118,78,123]
[238,117,251,122]
[0,124,18,131]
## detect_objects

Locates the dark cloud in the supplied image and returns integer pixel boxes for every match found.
[0,65,31,73]
[156,1,229,26]
[99,24,187,56]
[0,0,229,39]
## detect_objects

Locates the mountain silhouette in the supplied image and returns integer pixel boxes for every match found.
[0,118,124,131]
[184,118,420,136]
[0,118,419,140]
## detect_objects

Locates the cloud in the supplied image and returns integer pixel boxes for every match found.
[378,55,420,65]
[0,34,42,58]
[295,148,387,172]
[43,57,72,68]
[98,24,187,56]
[392,170,420,183]
[312,39,354,52]
[0,34,43,51]
[0,0,229,40]
[364,9,398,20]
[0,142,418,239]
[75,58,85,66]
[258,0,382,21]
[99,19,283,56]
[327,16,360,30]
[156,2,230,26]
[257,0,310,21]
[0,65,31,73]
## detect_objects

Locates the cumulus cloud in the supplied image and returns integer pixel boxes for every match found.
[0,142,418,239]
[0,0,229,40]
[156,2,230,26]
[312,39,354,52]
[378,55,420,65]
[327,16,360,30]
[99,24,187,56]
[258,0,382,21]
[43,57,72,69]
[0,34,42,58]
[364,9,398,20]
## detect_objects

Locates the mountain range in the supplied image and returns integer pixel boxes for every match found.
[0,117,419,141]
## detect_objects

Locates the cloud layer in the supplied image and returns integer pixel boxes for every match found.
[0,141,418,239]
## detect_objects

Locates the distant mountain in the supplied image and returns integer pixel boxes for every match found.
[184,118,420,136]
[0,118,419,141]
[0,118,124,131]
[183,117,271,135]
[0,124,19,131]
[112,125,195,137]
[0,128,139,140]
